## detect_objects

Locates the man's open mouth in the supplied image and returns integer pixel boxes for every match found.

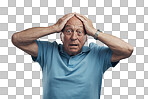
[69,44,79,46]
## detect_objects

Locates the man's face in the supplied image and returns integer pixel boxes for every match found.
[61,16,87,56]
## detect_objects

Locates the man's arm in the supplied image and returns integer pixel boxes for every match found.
[12,26,56,46]
[11,26,56,57]
[11,13,74,57]
[75,13,134,62]
[96,32,134,62]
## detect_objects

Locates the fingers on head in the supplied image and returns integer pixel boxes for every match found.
[63,13,74,19]
[76,13,87,19]
[59,13,74,23]
[75,13,87,22]
[58,14,73,24]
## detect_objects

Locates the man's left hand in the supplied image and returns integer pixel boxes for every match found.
[75,13,97,37]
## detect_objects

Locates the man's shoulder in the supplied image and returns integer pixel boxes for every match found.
[35,40,59,50]
[36,40,58,45]
[88,42,109,52]
[89,42,99,49]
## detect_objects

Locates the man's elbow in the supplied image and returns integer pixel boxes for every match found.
[11,33,19,46]
[124,45,134,58]
[11,33,16,45]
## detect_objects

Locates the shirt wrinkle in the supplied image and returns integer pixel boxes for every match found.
[31,40,119,99]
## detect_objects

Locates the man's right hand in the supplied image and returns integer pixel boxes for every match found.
[53,13,74,33]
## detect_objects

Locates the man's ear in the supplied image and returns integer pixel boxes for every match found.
[85,35,88,42]
[60,32,64,42]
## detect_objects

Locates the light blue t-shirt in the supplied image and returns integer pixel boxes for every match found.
[31,40,119,99]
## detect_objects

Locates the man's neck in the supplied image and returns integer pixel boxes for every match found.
[63,47,82,56]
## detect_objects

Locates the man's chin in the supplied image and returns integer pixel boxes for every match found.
[68,49,80,56]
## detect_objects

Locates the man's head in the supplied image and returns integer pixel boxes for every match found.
[60,16,87,56]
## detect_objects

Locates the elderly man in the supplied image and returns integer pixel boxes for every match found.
[12,13,133,99]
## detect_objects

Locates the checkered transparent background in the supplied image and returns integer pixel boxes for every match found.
[0,0,148,99]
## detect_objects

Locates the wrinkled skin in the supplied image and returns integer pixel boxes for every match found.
[60,16,87,56]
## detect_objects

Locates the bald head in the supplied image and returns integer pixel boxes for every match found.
[62,16,86,34]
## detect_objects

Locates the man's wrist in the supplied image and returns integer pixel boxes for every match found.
[49,25,58,33]
[45,25,57,35]
[94,29,102,40]
[90,29,97,37]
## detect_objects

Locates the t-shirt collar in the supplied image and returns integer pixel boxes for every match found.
[59,44,90,55]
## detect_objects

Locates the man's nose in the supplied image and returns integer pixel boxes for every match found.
[70,32,78,41]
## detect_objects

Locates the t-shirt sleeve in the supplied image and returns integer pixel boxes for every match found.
[97,46,119,73]
[31,40,54,69]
